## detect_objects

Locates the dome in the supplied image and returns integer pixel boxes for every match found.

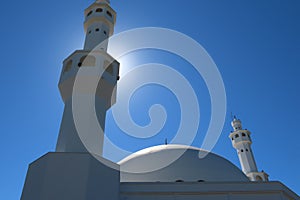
[118,144,249,182]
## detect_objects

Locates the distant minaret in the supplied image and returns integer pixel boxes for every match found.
[55,0,119,156]
[229,116,269,181]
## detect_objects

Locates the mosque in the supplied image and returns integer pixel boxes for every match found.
[21,0,299,199]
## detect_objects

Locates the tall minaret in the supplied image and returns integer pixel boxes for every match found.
[55,0,119,156]
[229,116,269,181]
[21,1,121,199]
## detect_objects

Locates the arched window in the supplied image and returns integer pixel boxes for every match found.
[78,55,96,67]
[87,10,93,17]
[106,64,113,75]
[235,134,239,138]
[104,61,114,75]
[242,133,246,137]
[63,60,72,73]
[96,8,103,12]
[106,10,113,18]
[256,176,263,181]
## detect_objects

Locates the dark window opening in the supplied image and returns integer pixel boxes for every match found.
[231,137,234,141]
[175,180,184,182]
[241,149,244,152]
[96,8,103,12]
[235,134,239,138]
[246,149,249,152]
[242,133,246,137]
[256,176,263,181]
[95,28,100,32]
[79,55,96,67]
[106,10,113,18]
[87,10,93,17]
[103,30,107,35]
[88,30,92,34]
[197,180,205,182]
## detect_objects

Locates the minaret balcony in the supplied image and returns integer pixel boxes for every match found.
[58,50,119,103]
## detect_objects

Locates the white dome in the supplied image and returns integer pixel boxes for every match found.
[118,144,249,182]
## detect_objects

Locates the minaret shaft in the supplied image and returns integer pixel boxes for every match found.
[236,142,257,173]
[56,98,107,155]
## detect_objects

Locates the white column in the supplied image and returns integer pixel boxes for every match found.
[229,117,268,181]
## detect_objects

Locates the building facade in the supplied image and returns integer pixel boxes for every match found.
[21,0,299,199]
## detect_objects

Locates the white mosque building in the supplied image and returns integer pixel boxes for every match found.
[21,0,299,199]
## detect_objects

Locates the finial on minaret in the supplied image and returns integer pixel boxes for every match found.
[231,115,242,131]
[230,112,234,121]
[229,117,269,182]
[96,0,110,4]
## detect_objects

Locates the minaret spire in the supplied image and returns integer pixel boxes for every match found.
[229,117,269,181]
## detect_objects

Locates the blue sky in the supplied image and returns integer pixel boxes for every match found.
[0,0,299,199]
